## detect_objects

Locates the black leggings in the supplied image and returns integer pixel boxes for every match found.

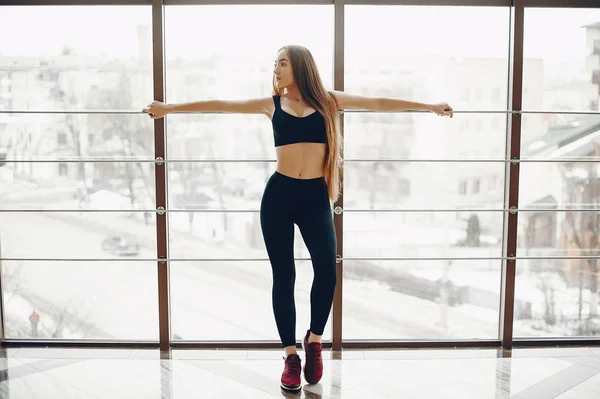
[260,171,337,348]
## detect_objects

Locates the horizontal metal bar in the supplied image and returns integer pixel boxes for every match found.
[169,340,328,349]
[1,0,595,8]
[3,109,600,116]
[1,339,158,348]
[3,256,599,262]
[348,159,508,163]
[0,258,164,262]
[344,110,600,115]
[3,338,599,350]
[518,208,600,212]
[343,208,600,213]
[0,110,145,115]
[345,159,600,163]
[0,0,151,5]
[167,0,594,6]
[515,159,600,163]
[524,0,600,8]
[3,208,599,213]
[341,340,501,349]
[165,0,331,4]
[3,158,600,164]
[0,159,156,163]
[513,338,600,347]
[0,209,160,213]
[345,0,509,5]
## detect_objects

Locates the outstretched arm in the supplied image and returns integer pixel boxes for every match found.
[330,90,453,117]
[142,97,274,120]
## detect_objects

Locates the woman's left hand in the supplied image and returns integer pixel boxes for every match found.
[429,103,453,118]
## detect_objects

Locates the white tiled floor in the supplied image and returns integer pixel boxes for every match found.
[1,347,600,398]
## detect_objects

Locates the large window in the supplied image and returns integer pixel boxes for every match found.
[343,5,510,340]
[0,6,157,340]
[0,1,599,346]
[516,8,600,338]
[164,5,334,341]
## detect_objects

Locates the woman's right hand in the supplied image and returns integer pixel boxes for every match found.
[142,101,170,119]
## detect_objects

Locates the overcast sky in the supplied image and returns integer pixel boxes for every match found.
[0,5,598,66]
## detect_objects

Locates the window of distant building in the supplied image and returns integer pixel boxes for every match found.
[492,89,501,105]
[398,178,410,197]
[58,163,68,176]
[488,176,497,191]
[57,132,67,146]
[459,180,468,195]
[472,179,480,194]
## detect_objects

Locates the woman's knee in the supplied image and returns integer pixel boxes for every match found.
[314,259,337,286]
[272,269,296,288]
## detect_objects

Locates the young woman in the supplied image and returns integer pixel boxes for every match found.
[143,44,453,391]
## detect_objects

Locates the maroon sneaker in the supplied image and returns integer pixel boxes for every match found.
[302,329,323,384]
[281,354,302,391]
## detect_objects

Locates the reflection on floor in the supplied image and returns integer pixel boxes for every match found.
[1,346,600,398]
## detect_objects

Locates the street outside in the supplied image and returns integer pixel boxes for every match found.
[0,177,570,342]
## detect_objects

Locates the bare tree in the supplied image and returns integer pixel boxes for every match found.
[38,65,91,203]
[562,146,600,326]
[88,70,154,210]
[1,260,24,305]
[0,260,97,339]
[45,297,95,339]
[172,160,201,232]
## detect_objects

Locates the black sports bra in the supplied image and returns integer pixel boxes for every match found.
[271,95,327,147]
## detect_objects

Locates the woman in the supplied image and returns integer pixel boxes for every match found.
[143,44,453,391]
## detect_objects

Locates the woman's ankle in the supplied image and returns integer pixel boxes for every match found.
[308,331,322,344]
[284,345,298,357]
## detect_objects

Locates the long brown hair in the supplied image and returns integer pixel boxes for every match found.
[272,45,342,202]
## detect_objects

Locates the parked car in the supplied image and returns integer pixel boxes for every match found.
[101,235,140,256]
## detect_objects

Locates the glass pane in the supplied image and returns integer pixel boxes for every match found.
[346,6,510,111]
[165,5,333,102]
[2,260,158,340]
[168,211,320,261]
[0,113,154,161]
[170,260,332,342]
[0,6,152,111]
[518,210,600,257]
[0,160,155,211]
[344,112,507,160]
[0,212,156,259]
[167,114,274,161]
[344,162,505,210]
[514,259,600,337]
[343,259,500,340]
[167,162,275,212]
[521,114,600,160]
[344,212,502,259]
[519,161,600,219]
[523,8,600,112]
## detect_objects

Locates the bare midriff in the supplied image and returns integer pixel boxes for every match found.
[275,142,327,179]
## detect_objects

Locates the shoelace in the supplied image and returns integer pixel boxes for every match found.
[283,356,301,374]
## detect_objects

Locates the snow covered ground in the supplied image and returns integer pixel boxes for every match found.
[0,178,590,341]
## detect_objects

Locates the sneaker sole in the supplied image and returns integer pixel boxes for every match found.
[301,338,322,385]
[280,382,302,391]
